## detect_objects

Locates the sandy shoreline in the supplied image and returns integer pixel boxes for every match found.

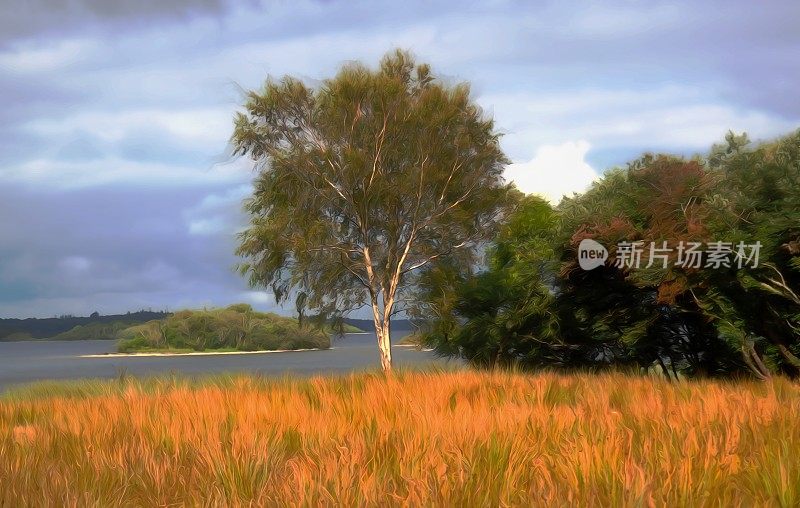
[80,347,328,358]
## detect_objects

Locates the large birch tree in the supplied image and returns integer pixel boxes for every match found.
[232,50,512,372]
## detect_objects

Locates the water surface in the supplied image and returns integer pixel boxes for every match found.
[0,333,449,392]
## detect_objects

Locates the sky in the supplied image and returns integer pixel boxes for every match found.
[0,0,798,318]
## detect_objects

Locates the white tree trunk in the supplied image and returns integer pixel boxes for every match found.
[371,303,393,373]
[376,319,392,373]
[363,246,396,373]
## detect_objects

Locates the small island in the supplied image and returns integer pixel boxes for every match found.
[116,304,340,354]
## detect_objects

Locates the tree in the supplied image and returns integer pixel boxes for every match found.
[698,131,800,378]
[416,130,800,380]
[231,50,512,372]
[415,196,560,369]
[554,155,746,378]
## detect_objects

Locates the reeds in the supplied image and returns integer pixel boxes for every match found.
[1,370,798,506]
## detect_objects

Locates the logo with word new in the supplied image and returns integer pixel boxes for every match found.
[578,239,608,270]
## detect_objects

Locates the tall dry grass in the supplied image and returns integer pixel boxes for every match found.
[1,370,798,506]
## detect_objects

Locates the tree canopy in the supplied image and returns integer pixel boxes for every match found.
[421,130,800,380]
[232,50,513,372]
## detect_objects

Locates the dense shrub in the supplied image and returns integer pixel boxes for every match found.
[117,305,330,352]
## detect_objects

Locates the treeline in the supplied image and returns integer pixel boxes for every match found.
[0,310,170,340]
[414,130,800,380]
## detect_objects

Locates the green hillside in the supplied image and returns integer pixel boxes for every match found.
[51,322,135,340]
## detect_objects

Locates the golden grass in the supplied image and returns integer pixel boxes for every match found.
[1,370,798,507]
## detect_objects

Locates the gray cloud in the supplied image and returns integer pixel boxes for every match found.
[0,0,231,46]
[0,0,798,317]
[0,182,265,317]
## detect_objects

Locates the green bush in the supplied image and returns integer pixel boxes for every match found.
[117,305,330,353]
[117,335,151,353]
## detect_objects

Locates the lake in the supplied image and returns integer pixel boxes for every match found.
[0,333,453,392]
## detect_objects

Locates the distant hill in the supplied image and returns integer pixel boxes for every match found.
[0,310,170,340]
[301,315,412,333]
[342,318,415,332]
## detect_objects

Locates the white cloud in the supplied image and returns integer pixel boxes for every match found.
[183,184,251,236]
[2,157,249,189]
[0,39,97,73]
[241,291,275,306]
[483,86,800,162]
[24,107,233,148]
[504,141,598,204]
[187,216,228,236]
[188,184,252,213]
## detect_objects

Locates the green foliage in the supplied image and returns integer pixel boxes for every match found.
[416,196,560,368]
[552,154,746,377]
[698,130,800,377]
[231,49,513,370]
[117,305,330,353]
[422,130,800,379]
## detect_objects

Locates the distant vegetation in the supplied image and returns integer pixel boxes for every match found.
[341,318,414,332]
[51,322,136,341]
[117,304,331,353]
[0,307,366,343]
[0,310,169,341]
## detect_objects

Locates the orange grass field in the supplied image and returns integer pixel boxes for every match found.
[1,370,799,506]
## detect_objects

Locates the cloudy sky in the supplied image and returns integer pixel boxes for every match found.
[0,0,798,318]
